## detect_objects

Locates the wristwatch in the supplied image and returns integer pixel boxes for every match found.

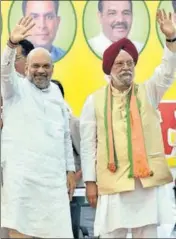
[166,37,176,42]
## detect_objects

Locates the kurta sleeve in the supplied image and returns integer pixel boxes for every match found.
[80,95,97,182]
[63,107,75,172]
[70,116,81,172]
[1,45,19,99]
[70,116,80,155]
[145,45,176,108]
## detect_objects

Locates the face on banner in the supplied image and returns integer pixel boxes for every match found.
[98,1,133,42]
[83,0,150,59]
[24,1,60,49]
[8,0,77,63]
[158,101,176,159]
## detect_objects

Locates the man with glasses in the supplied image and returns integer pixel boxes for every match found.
[80,10,176,238]
[14,40,34,76]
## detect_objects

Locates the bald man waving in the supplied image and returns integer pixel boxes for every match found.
[1,16,75,238]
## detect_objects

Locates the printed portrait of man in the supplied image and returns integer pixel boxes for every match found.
[88,0,145,57]
[22,0,65,62]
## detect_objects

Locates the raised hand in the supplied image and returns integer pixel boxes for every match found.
[157,9,176,39]
[10,16,35,44]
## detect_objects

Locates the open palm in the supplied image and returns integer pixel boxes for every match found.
[157,9,176,39]
[10,16,35,44]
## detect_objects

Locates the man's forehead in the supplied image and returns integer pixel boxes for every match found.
[103,0,131,11]
[27,50,52,64]
[26,1,55,13]
[30,57,52,65]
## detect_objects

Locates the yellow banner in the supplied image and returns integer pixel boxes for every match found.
[1,0,176,166]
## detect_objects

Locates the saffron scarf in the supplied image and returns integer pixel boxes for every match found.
[104,84,153,178]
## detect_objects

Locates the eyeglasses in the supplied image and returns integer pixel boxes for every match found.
[113,60,134,69]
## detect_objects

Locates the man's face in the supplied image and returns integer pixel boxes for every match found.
[99,1,133,42]
[25,1,60,49]
[110,50,135,88]
[25,52,54,90]
[15,45,27,76]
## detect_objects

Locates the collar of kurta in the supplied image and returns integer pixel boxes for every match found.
[110,83,132,97]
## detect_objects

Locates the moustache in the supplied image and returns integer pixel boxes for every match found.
[111,22,128,29]
[34,73,47,77]
[120,71,132,76]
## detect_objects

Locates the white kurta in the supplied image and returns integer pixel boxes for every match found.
[1,46,75,238]
[80,45,176,237]
[88,32,144,57]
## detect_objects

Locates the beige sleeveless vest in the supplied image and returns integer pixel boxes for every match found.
[93,84,173,195]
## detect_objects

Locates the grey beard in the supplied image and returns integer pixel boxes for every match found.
[28,76,50,90]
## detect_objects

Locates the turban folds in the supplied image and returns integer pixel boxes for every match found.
[103,38,139,75]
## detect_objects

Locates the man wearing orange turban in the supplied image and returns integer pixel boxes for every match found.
[80,10,176,238]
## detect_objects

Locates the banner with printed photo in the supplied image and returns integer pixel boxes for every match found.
[1,0,176,167]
